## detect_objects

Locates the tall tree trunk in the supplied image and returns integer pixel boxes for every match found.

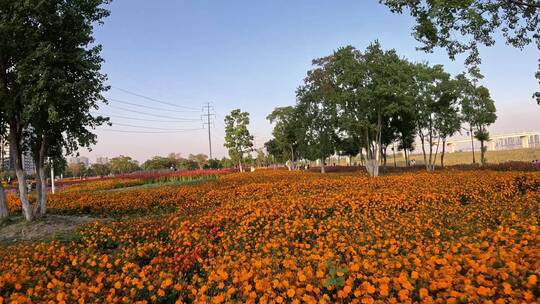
[34,158,42,215]
[440,139,446,168]
[0,182,8,219]
[470,125,476,164]
[427,119,434,171]
[290,145,295,170]
[9,126,33,221]
[392,146,397,168]
[320,162,325,174]
[35,139,48,217]
[382,146,387,171]
[366,112,382,177]
[404,149,409,167]
[365,159,379,177]
[238,151,244,172]
[480,139,486,166]
[364,129,379,177]
[431,137,441,171]
[420,133,428,170]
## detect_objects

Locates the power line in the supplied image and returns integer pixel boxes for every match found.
[212,133,222,144]
[214,113,227,128]
[106,105,202,121]
[104,114,197,123]
[98,128,204,134]
[111,86,200,111]
[107,98,200,113]
[111,122,200,131]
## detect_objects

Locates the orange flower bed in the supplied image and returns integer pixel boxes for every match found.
[61,178,146,192]
[1,170,539,303]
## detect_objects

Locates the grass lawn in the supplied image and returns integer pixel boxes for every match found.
[336,147,540,167]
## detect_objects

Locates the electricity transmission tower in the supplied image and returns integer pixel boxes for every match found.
[202,103,215,159]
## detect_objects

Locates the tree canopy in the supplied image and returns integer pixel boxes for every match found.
[224,109,254,172]
[0,0,111,220]
[266,41,497,175]
[110,156,140,175]
[380,0,540,103]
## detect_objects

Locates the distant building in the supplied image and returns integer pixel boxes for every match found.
[95,157,109,165]
[442,131,540,153]
[1,138,35,174]
[69,156,90,167]
[0,138,8,171]
[403,130,540,156]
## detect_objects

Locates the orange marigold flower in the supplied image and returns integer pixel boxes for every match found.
[527,275,537,288]
[287,288,295,298]
[477,286,491,297]
[419,288,429,299]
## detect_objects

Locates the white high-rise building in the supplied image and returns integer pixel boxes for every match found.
[0,137,8,171]
[0,137,35,174]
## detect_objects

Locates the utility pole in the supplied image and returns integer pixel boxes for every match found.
[202,103,215,159]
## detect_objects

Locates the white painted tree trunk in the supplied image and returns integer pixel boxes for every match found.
[15,167,33,221]
[364,138,381,177]
[238,160,244,173]
[9,129,33,221]
[320,164,325,174]
[365,159,379,177]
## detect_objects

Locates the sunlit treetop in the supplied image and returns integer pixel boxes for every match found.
[380,0,540,103]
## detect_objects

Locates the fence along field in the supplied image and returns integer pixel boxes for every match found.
[0,169,539,303]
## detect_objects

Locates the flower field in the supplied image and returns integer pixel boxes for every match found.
[1,170,539,303]
[56,169,236,189]
[5,169,234,215]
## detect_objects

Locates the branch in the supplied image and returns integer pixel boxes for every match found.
[507,0,540,8]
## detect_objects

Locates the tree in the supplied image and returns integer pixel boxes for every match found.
[110,156,140,175]
[411,63,462,171]
[461,85,497,165]
[380,0,540,104]
[220,157,235,168]
[255,148,269,167]
[176,158,199,170]
[438,103,462,168]
[0,0,110,220]
[393,110,417,166]
[224,109,254,172]
[457,75,479,164]
[142,156,177,170]
[68,162,87,179]
[264,138,285,165]
[329,43,414,176]
[336,136,361,166]
[296,84,337,174]
[188,153,209,170]
[90,163,111,177]
[267,106,301,170]
[204,159,223,169]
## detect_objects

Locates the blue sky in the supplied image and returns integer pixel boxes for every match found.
[87,0,540,162]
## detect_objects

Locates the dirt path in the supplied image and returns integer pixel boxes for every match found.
[0,215,105,244]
